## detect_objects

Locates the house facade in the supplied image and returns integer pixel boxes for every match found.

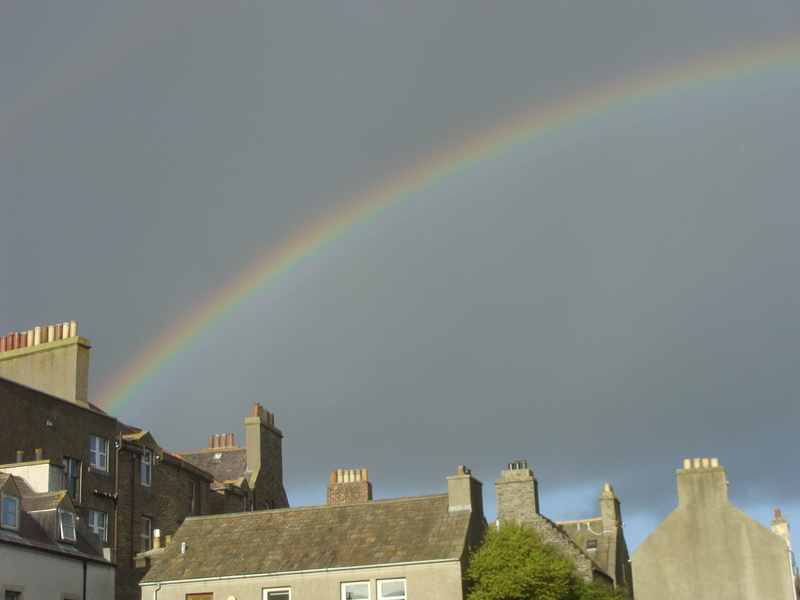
[0,468,115,600]
[0,321,289,600]
[141,466,486,600]
[631,458,797,600]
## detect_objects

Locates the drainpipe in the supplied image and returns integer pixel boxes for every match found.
[82,558,88,600]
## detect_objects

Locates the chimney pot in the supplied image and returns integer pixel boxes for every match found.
[208,435,215,448]
[35,448,42,460]
[693,458,701,468]
[776,508,782,519]
[15,450,23,463]
[711,457,719,467]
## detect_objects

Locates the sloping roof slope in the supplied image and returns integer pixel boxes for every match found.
[177,447,248,483]
[143,493,471,582]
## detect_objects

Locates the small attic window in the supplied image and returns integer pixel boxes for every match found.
[213,452,223,461]
[1,494,19,530]
[587,538,597,550]
[59,510,77,542]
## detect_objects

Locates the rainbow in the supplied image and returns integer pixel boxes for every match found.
[99,37,800,416]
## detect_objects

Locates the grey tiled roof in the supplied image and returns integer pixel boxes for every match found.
[143,494,472,583]
[176,447,248,483]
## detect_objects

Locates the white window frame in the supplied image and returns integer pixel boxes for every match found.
[88,508,107,542]
[378,579,406,600]
[141,516,153,551]
[89,435,108,471]
[188,479,196,514]
[1,494,19,530]
[263,589,291,600]
[141,449,152,486]
[59,509,77,542]
[342,581,370,600]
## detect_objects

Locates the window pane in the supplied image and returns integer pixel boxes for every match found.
[343,582,369,599]
[63,457,81,501]
[266,591,289,600]
[141,450,152,486]
[90,435,108,470]
[1,495,18,528]
[89,509,107,541]
[379,580,406,598]
[60,511,77,541]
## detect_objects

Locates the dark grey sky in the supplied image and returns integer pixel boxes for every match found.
[3,2,799,549]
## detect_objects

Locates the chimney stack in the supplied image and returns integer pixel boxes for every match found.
[677,457,727,508]
[495,460,540,522]
[448,465,483,516]
[0,321,89,405]
[327,469,372,504]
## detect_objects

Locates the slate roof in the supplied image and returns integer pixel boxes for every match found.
[176,446,248,484]
[143,493,473,583]
[0,473,109,564]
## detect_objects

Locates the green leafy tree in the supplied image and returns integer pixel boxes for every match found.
[466,522,624,600]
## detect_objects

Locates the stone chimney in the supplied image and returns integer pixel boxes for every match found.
[600,482,622,532]
[244,403,288,510]
[676,457,727,508]
[327,469,372,504]
[495,460,540,523]
[771,508,792,550]
[0,321,90,406]
[447,465,483,515]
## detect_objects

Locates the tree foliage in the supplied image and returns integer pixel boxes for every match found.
[466,522,624,600]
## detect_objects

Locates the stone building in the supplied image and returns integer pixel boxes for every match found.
[495,460,633,598]
[0,321,289,600]
[141,466,486,600]
[631,458,797,600]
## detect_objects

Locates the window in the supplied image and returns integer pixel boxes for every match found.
[59,510,77,542]
[587,538,597,550]
[141,516,153,551]
[342,582,369,599]
[1,494,19,530]
[89,435,108,471]
[378,580,406,600]
[63,457,81,502]
[263,589,290,600]
[188,480,196,514]
[186,595,213,600]
[88,509,107,542]
[5,591,21,600]
[141,449,152,486]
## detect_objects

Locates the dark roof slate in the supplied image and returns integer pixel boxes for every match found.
[143,494,472,583]
[177,447,248,483]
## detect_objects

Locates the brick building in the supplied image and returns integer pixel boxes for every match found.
[0,322,289,600]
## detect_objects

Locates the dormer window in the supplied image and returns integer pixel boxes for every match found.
[1,493,19,530]
[59,509,77,542]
